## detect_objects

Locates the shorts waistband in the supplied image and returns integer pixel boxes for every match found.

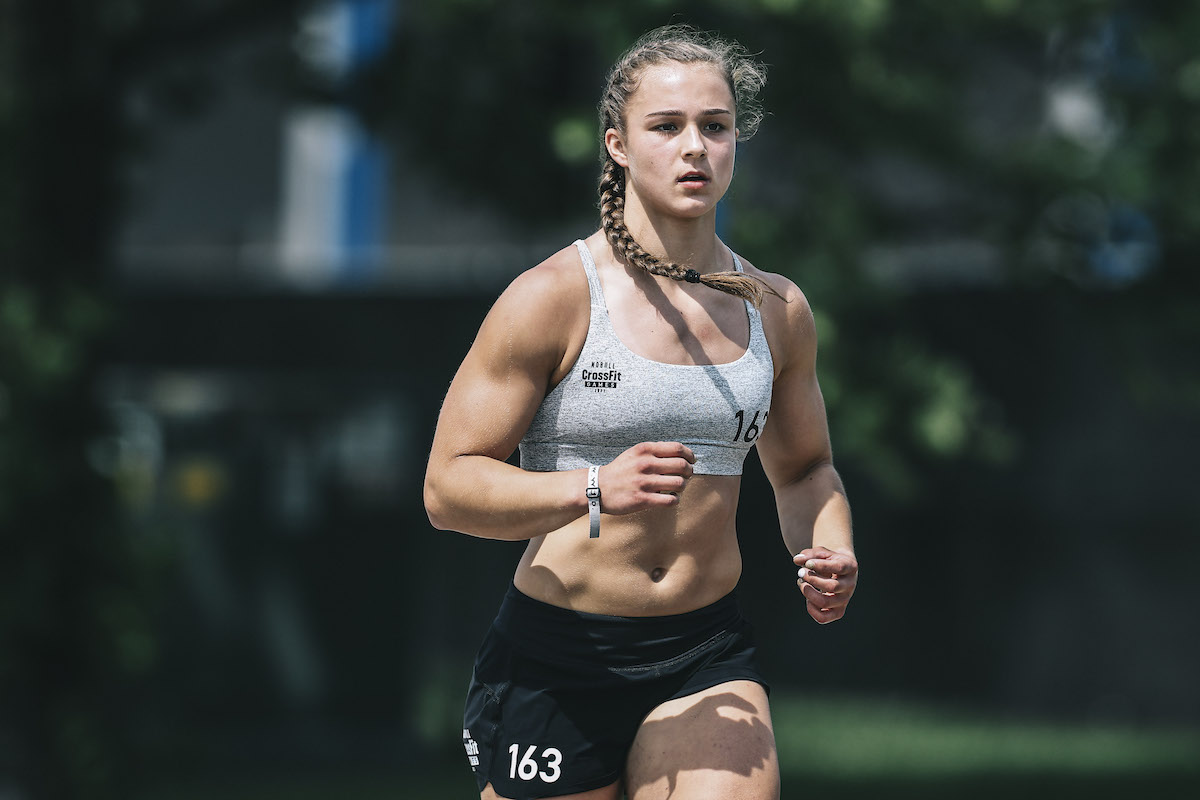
[492,583,744,668]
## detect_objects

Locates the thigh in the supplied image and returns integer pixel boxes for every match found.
[624,680,780,800]
[481,779,621,800]
[465,627,634,798]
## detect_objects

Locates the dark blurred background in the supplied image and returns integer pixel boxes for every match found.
[2,1,1198,798]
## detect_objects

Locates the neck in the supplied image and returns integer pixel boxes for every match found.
[620,186,726,273]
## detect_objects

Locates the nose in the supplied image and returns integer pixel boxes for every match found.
[681,125,707,159]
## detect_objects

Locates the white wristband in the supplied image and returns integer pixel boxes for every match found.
[586,465,601,539]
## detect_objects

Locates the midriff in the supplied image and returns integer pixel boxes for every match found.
[513,474,744,617]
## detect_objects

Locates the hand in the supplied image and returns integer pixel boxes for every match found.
[794,546,858,624]
[597,441,695,515]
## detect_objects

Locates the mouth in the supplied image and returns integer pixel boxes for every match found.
[677,171,710,186]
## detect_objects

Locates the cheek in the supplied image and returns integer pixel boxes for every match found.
[715,142,734,170]
[715,143,737,176]
[628,146,669,180]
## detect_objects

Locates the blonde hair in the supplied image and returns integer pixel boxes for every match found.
[598,25,779,305]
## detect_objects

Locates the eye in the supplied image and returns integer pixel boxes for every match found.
[652,122,678,132]
[704,122,726,132]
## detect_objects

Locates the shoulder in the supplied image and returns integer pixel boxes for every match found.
[471,240,590,374]
[494,241,588,314]
[735,253,817,370]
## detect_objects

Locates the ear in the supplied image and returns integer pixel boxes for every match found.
[604,128,630,168]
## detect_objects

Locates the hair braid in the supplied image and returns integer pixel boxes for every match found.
[597,25,783,307]
[598,157,780,306]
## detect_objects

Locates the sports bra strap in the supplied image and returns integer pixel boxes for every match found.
[573,240,608,310]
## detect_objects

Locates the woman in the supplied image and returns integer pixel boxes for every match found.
[424,24,857,800]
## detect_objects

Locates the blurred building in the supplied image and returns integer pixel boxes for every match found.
[104,0,570,770]
[98,1,1197,782]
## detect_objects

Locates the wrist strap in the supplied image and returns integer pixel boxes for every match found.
[586,465,601,539]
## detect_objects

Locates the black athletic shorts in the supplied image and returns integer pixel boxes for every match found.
[461,583,768,798]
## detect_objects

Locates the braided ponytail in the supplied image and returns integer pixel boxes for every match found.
[597,26,782,307]
[598,158,778,306]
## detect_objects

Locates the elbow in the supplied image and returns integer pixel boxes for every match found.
[423,475,454,531]
[773,456,839,492]
[801,457,836,480]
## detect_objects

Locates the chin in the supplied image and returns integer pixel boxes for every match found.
[639,188,722,220]
[672,200,718,219]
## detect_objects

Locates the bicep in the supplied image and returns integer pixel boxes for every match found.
[757,361,833,488]
[429,269,577,466]
[756,297,834,488]
[431,330,551,464]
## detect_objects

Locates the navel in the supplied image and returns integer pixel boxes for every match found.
[650,567,666,583]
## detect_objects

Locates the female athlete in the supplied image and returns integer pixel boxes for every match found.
[424,24,858,800]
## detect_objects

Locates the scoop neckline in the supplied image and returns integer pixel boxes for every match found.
[575,239,756,369]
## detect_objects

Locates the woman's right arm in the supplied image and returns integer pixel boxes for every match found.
[423,254,588,540]
[423,247,695,541]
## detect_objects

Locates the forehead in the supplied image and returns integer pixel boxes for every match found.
[629,61,733,112]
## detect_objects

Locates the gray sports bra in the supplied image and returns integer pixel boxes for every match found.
[519,240,774,476]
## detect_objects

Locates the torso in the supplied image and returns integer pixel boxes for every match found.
[513,232,784,616]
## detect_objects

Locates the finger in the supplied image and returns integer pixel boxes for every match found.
[800,581,847,608]
[646,457,694,477]
[807,601,844,625]
[798,567,840,594]
[793,547,834,565]
[796,545,834,559]
[799,579,842,605]
[645,441,696,463]
[638,490,681,507]
[800,555,858,578]
[642,474,687,494]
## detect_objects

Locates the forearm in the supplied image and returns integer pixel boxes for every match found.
[775,462,853,557]
[424,454,588,541]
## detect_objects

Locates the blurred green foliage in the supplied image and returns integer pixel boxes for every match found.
[374,0,1199,499]
[3,0,1200,797]
[143,691,1200,799]
[0,2,307,797]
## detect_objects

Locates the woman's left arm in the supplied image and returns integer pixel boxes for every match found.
[755,281,858,624]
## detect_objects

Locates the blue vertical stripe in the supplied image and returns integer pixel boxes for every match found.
[349,0,393,64]
[341,132,388,282]
[334,0,395,284]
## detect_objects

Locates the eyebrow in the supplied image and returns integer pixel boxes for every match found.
[644,108,733,119]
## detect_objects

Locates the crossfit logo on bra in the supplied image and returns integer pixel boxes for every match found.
[581,360,623,391]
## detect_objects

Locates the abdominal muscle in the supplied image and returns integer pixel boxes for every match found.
[513,473,744,617]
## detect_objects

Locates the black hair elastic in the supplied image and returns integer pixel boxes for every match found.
[683,269,701,283]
